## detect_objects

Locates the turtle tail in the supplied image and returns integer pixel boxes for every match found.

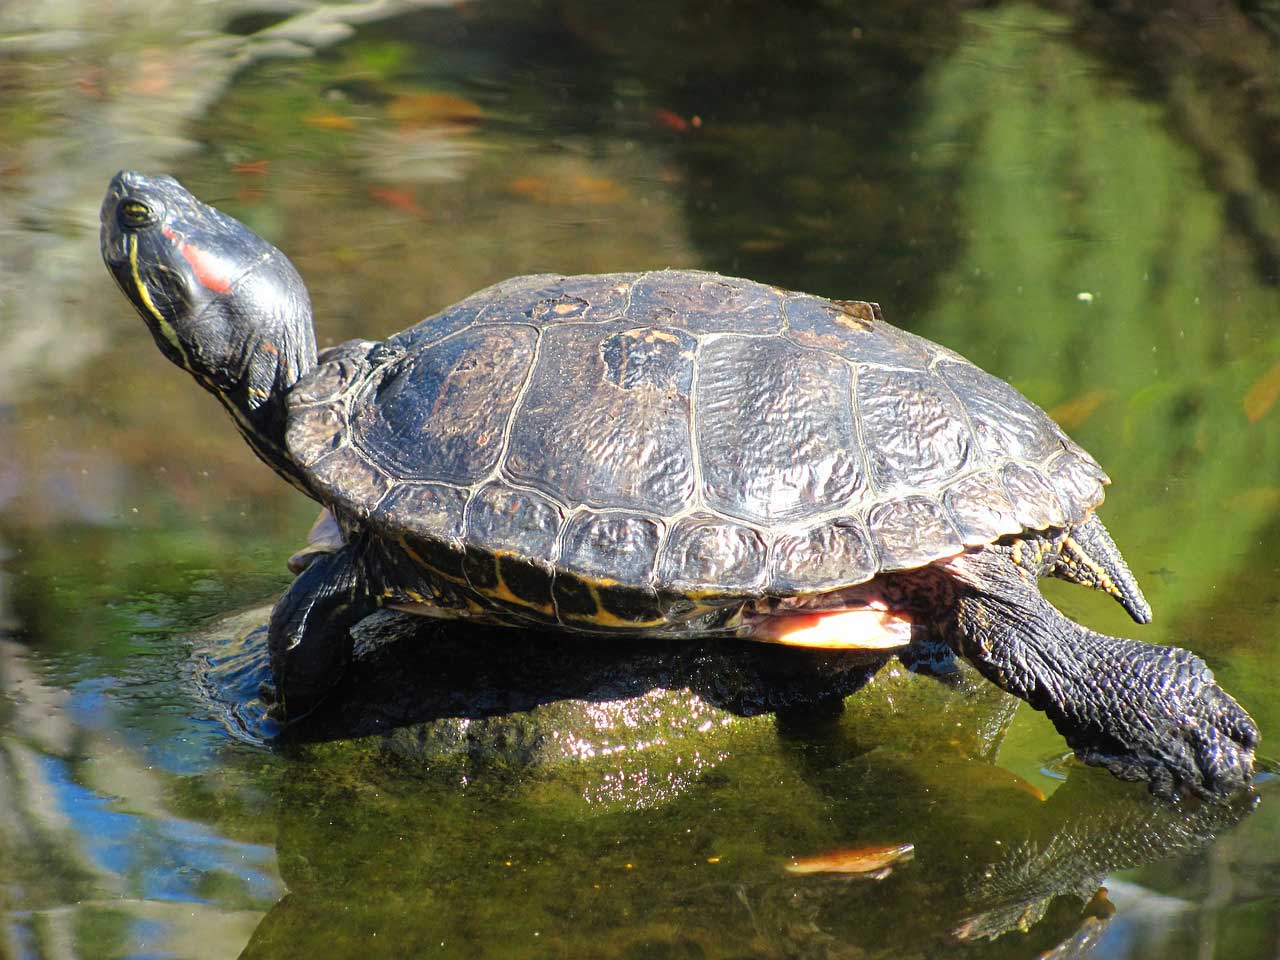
[1052,514,1152,625]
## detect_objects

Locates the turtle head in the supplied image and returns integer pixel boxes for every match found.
[101,171,317,487]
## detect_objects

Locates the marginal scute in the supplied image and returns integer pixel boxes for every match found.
[625,270,785,335]
[555,511,665,627]
[287,403,345,468]
[560,511,662,588]
[290,339,374,405]
[942,471,1023,545]
[939,360,1061,464]
[376,481,469,543]
[308,445,391,519]
[657,514,768,593]
[1001,462,1064,531]
[697,335,865,524]
[769,519,877,594]
[867,496,964,572]
[459,484,561,616]
[783,295,930,369]
[1046,452,1106,522]
[465,482,564,562]
[857,366,972,493]
[1061,437,1110,485]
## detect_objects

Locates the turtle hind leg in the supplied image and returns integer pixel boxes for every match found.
[1052,514,1152,624]
[268,541,379,721]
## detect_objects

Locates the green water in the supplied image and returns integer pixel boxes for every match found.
[2,2,1279,957]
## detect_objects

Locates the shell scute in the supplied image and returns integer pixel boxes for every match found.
[1001,462,1064,531]
[1046,452,1106,523]
[697,335,866,525]
[472,273,635,326]
[624,270,785,335]
[560,511,662,588]
[353,324,537,485]
[308,445,391,520]
[938,360,1063,465]
[941,471,1023,545]
[769,519,877,594]
[783,295,930,369]
[376,482,469,581]
[867,496,964,572]
[657,514,769,594]
[287,403,346,468]
[291,339,375,405]
[856,366,973,493]
[505,321,695,514]
[464,482,564,563]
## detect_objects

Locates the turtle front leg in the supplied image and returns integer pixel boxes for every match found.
[267,541,379,721]
[943,546,1257,798]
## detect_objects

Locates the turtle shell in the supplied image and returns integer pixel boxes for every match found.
[285,270,1107,620]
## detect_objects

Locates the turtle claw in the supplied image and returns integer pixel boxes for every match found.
[1067,648,1258,800]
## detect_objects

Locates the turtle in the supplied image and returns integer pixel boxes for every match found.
[100,170,1257,796]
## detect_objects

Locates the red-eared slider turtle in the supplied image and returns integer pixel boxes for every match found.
[100,171,1257,796]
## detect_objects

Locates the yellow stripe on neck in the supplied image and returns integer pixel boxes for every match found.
[129,234,191,369]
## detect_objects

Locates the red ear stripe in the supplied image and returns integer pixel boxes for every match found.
[162,226,233,294]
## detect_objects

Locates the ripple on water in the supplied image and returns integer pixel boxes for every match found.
[189,604,280,747]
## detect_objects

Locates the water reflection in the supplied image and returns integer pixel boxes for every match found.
[3,0,1280,957]
[195,612,1254,959]
[2,638,281,958]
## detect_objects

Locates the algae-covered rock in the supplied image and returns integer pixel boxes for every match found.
[195,605,1017,810]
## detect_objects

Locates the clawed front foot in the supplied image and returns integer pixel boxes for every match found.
[1052,644,1257,799]
[949,562,1258,800]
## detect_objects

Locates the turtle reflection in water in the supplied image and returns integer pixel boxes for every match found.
[101,171,1257,797]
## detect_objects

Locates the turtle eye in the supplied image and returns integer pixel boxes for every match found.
[119,199,158,228]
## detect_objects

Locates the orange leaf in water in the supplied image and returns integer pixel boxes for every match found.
[1243,360,1280,423]
[1048,389,1111,430]
[128,57,173,96]
[785,842,914,877]
[75,67,108,100]
[388,92,484,129]
[369,187,425,217]
[232,160,271,176]
[303,112,358,131]
[569,174,627,204]
[508,176,553,202]
[507,174,627,205]
[653,108,689,133]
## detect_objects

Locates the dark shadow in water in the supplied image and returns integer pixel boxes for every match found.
[198,607,976,759]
